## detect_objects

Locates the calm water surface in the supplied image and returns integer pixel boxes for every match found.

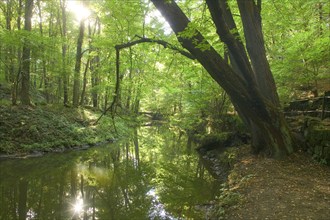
[0,126,221,219]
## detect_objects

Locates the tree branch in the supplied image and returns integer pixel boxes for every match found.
[94,48,120,126]
[94,35,195,125]
[114,35,195,60]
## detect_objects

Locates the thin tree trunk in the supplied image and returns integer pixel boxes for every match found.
[60,0,69,106]
[90,18,101,108]
[4,0,13,82]
[12,0,23,105]
[17,0,22,29]
[3,0,17,105]
[111,48,121,111]
[104,88,109,111]
[94,48,120,124]
[80,59,90,106]
[37,0,49,103]
[91,55,100,108]
[126,47,133,111]
[73,19,85,107]
[20,0,33,105]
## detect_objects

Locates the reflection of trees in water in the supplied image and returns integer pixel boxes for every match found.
[18,178,28,220]
[0,126,220,219]
[142,126,221,219]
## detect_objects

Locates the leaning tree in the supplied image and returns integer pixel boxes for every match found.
[151,0,295,159]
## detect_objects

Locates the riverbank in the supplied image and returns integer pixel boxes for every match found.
[1,103,329,219]
[223,145,330,219]
[0,104,132,157]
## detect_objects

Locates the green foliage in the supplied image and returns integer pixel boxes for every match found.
[0,105,119,154]
[203,183,241,219]
[263,0,329,101]
[219,147,239,167]
[0,99,11,106]
[178,22,199,39]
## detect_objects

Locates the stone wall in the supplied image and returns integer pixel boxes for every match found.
[304,118,330,164]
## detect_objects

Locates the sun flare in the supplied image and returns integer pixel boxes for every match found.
[67,1,91,21]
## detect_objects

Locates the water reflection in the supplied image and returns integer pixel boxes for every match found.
[0,126,221,219]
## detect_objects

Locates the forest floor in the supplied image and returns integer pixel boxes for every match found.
[224,145,330,220]
[0,104,134,157]
[0,83,137,156]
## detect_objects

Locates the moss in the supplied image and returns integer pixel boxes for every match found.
[199,133,231,147]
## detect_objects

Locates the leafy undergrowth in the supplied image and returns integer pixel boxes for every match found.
[222,145,330,219]
[0,105,132,155]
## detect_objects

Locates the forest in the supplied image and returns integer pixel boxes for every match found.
[0,0,329,219]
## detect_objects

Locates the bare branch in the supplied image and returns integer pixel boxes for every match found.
[115,35,195,60]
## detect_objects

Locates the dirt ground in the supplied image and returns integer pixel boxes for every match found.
[225,146,330,220]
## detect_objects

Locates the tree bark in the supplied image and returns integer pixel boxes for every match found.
[151,0,294,158]
[17,0,23,30]
[3,0,13,82]
[60,0,69,106]
[79,59,90,106]
[237,0,279,105]
[125,47,134,111]
[3,0,18,105]
[20,0,33,105]
[207,0,280,153]
[73,19,85,107]
[90,19,101,108]
[37,0,49,103]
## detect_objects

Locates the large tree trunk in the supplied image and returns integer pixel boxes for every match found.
[20,0,33,105]
[207,0,282,154]
[236,0,282,153]
[237,0,279,105]
[151,0,294,159]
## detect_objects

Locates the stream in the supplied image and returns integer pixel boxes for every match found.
[0,126,222,219]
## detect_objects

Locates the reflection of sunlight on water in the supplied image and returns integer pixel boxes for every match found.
[147,188,177,220]
[73,198,84,213]
[70,192,98,219]
[70,197,85,219]
[26,209,36,218]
